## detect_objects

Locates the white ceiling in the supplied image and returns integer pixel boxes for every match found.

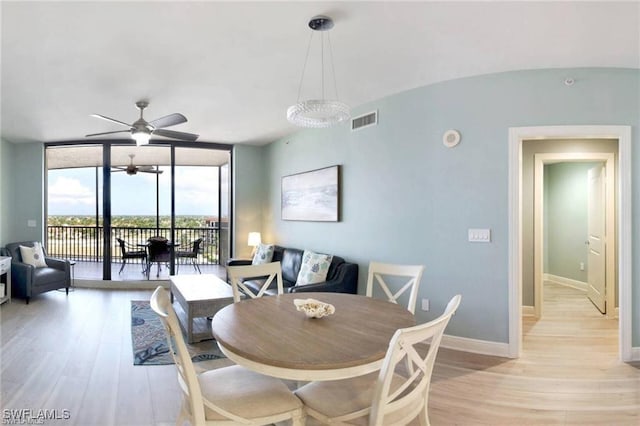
[2,1,638,146]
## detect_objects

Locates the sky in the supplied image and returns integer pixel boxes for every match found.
[48,166,222,216]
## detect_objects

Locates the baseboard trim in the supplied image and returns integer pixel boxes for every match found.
[441,334,511,358]
[544,273,587,292]
[522,306,535,317]
[631,347,640,362]
[75,279,169,290]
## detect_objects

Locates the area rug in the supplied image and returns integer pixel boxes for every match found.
[131,300,226,366]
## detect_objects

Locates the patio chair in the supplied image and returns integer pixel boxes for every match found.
[176,238,202,274]
[295,294,461,426]
[366,262,425,314]
[146,237,171,279]
[149,286,305,426]
[115,238,147,274]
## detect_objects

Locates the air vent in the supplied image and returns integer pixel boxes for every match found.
[351,110,378,131]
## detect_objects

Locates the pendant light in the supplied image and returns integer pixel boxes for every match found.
[287,15,350,128]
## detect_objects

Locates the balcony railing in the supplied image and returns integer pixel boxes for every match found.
[46,225,220,264]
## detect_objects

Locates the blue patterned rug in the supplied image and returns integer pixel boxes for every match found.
[131,300,225,365]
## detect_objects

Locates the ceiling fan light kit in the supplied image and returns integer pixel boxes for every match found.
[86,100,199,144]
[287,15,350,128]
[132,128,152,146]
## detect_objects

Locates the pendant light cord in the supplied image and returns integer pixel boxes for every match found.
[327,32,339,101]
[295,32,315,104]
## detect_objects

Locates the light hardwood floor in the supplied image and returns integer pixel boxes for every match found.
[429,282,640,425]
[1,282,638,425]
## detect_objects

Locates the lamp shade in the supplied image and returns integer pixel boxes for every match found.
[247,232,261,247]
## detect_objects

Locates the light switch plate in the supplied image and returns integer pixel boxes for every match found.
[421,298,429,311]
[468,228,491,242]
[27,220,37,228]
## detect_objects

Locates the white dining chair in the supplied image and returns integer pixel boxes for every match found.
[226,261,284,302]
[295,294,461,426]
[366,262,425,314]
[149,286,305,426]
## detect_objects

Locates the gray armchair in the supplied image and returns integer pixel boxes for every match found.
[2,241,71,304]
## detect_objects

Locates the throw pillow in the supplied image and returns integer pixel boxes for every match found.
[252,243,275,265]
[19,242,48,268]
[296,250,333,286]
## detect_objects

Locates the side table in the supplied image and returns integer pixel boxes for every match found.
[0,256,11,305]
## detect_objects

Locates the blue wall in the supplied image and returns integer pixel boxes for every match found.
[263,67,639,345]
[1,67,638,348]
[0,141,44,244]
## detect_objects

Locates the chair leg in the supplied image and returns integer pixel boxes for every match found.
[418,405,430,426]
[66,288,69,295]
[119,259,126,274]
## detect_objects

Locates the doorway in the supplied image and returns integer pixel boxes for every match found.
[508,125,632,362]
[533,153,616,319]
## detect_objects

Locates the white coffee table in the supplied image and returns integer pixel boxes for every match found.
[169,274,234,343]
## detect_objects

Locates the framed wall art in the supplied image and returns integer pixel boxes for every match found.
[281,165,340,222]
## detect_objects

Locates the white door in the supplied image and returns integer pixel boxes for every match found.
[587,164,606,313]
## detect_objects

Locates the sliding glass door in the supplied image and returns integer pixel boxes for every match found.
[45,142,231,281]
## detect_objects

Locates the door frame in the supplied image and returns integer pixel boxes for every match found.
[508,125,632,361]
[533,153,615,319]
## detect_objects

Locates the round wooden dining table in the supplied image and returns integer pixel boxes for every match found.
[211,292,415,381]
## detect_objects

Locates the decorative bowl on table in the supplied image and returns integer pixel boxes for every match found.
[293,298,335,318]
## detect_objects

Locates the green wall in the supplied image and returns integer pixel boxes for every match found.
[545,162,599,282]
[521,139,618,306]
[263,67,639,346]
[0,141,44,246]
[232,144,267,259]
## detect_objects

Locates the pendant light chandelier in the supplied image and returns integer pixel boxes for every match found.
[287,15,350,128]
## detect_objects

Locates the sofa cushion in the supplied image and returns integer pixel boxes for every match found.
[32,268,66,287]
[280,248,304,284]
[252,244,275,265]
[19,242,48,268]
[296,251,333,286]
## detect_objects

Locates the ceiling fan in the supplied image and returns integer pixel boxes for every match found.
[112,154,163,176]
[86,101,199,145]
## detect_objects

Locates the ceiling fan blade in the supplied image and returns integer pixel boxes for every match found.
[86,130,130,137]
[153,128,199,141]
[138,165,164,174]
[90,114,132,128]
[111,169,126,173]
[148,113,187,129]
[138,169,164,174]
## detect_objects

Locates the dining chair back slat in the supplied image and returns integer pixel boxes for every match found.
[366,262,425,314]
[226,262,284,303]
[369,294,461,426]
